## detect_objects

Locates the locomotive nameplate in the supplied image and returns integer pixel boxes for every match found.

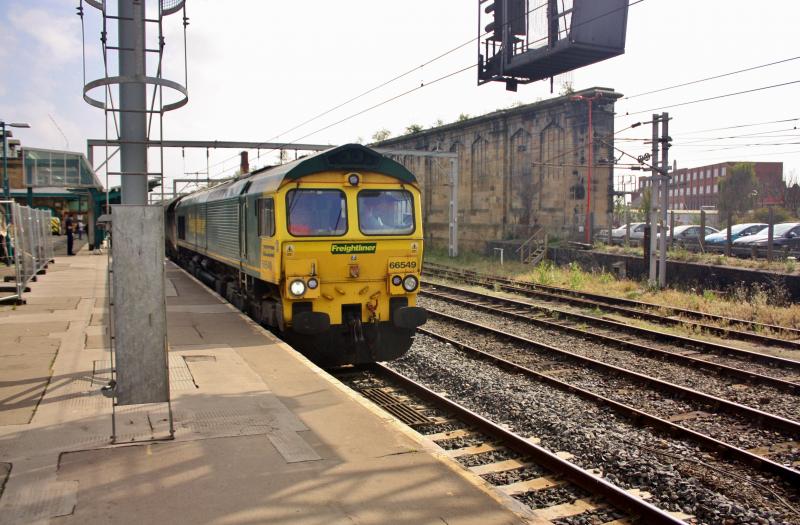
[331,242,377,255]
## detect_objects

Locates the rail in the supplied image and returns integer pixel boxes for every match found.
[367,363,685,524]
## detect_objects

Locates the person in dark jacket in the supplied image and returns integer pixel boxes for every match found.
[65,214,75,256]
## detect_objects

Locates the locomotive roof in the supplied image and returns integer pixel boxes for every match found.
[176,144,416,207]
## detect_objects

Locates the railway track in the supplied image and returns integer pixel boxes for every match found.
[334,363,687,524]
[416,301,800,483]
[423,262,800,351]
[421,282,800,394]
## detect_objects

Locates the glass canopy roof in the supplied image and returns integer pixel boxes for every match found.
[23,147,102,189]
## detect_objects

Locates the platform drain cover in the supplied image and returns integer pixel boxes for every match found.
[360,388,431,426]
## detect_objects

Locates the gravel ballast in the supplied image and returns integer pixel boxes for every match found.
[385,334,800,524]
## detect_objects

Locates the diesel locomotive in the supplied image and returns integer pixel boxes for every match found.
[164,144,427,366]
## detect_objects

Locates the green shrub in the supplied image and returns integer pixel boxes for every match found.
[568,262,584,289]
[535,261,555,285]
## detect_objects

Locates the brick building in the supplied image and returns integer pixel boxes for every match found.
[637,161,784,210]
[377,88,621,252]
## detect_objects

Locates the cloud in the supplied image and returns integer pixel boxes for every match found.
[9,8,82,64]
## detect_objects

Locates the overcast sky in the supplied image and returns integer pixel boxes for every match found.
[1,0,799,196]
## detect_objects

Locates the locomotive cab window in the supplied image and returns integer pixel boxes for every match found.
[358,189,414,235]
[286,189,347,237]
[177,216,186,240]
[257,198,275,237]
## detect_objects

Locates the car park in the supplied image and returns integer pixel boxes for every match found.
[658,225,717,246]
[604,222,646,245]
[704,223,767,246]
[733,222,800,249]
[611,222,669,246]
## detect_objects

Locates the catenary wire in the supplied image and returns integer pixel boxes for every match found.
[203,0,645,178]
[618,79,800,117]
[623,55,800,100]
[202,2,553,175]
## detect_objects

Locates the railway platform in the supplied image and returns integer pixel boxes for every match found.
[0,245,535,525]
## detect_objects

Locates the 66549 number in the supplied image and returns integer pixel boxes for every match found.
[389,261,417,270]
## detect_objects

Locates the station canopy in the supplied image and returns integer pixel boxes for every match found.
[23,147,103,190]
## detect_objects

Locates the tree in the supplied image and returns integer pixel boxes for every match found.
[749,206,792,223]
[371,128,391,142]
[559,81,575,96]
[405,123,423,135]
[717,162,758,222]
[458,113,471,122]
[432,118,444,128]
[786,184,800,218]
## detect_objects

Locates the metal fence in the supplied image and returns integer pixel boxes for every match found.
[1,201,54,303]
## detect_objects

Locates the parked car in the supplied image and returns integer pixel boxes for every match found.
[704,223,767,246]
[605,222,645,245]
[658,225,718,246]
[610,222,670,246]
[733,222,800,248]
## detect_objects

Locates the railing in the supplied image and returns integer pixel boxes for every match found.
[515,226,548,264]
[1,201,54,303]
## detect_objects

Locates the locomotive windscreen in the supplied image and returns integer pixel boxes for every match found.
[286,189,347,237]
[358,190,414,236]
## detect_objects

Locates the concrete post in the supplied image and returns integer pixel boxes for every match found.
[669,211,675,249]
[767,206,774,261]
[700,210,706,253]
[624,208,630,247]
[725,213,733,257]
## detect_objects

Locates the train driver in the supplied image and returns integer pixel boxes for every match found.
[289,203,313,235]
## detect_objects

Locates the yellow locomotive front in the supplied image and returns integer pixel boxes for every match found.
[167,144,427,366]
[260,155,426,365]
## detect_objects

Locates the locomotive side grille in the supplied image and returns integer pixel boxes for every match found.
[206,199,240,260]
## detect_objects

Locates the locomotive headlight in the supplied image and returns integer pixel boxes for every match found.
[289,279,306,296]
[307,277,319,289]
[402,275,419,292]
[347,173,360,186]
[391,275,402,286]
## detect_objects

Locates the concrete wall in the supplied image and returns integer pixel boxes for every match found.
[378,88,621,252]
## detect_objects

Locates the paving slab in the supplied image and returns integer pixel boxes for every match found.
[56,435,527,525]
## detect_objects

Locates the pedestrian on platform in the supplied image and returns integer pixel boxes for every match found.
[77,218,84,240]
[65,213,75,256]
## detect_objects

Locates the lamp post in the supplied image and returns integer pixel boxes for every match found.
[571,93,604,243]
[2,120,31,200]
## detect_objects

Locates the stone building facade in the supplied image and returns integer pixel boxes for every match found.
[377,88,621,253]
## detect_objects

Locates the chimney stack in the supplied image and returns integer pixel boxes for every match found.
[240,151,249,175]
